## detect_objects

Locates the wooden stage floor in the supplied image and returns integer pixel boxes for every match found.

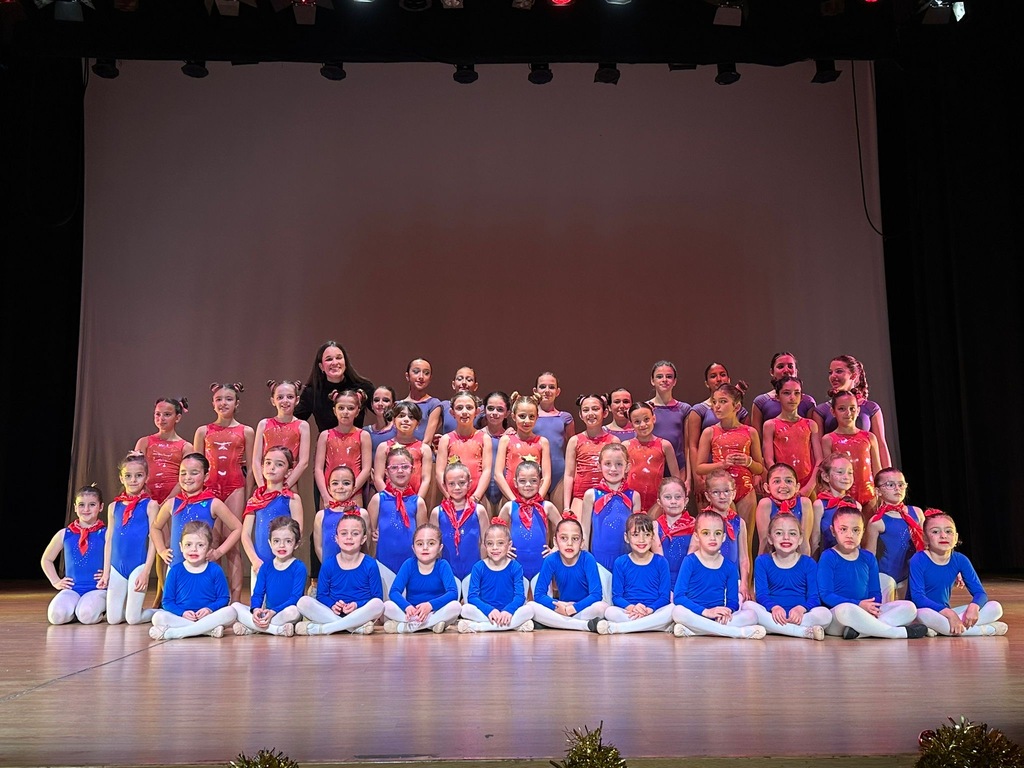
[1,578,1022,768]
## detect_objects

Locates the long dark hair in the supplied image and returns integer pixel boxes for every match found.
[305,340,373,409]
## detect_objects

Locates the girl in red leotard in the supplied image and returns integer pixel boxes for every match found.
[562,394,618,517]
[252,379,311,492]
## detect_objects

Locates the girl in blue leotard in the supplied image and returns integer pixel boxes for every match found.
[498,459,560,587]
[810,453,861,558]
[368,445,428,578]
[382,523,462,634]
[41,484,108,625]
[864,467,924,600]
[430,462,490,586]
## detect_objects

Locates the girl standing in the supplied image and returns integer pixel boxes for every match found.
[41,485,107,625]
[754,463,813,556]
[604,387,636,442]
[761,375,822,498]
[368,445,428,577]
[252,379,310,491]
[744,512,830,639]
[813,354,891,467]
[192,382,255,603]
[562,394,618,516]
[240,446,304,596]
[382,523,462,634]
[810,452,861,557]
[494,392,552,501]
[481,391,512,509]
[430,462,490,586]
[439,366,480,435]
[623,402,680,515]
[404,357,443,448]
[434,391,493,511]
[458,520,534,632]
[580,443,647,573]
[533,372,575,506]
[232,516,306,636]
[751,352,817,437]
[821,391,881,510]
[498,460,560,586]
[647,360,691,492]
[314,389,373,505]
[686,362,748,499]
[372,401,434,501]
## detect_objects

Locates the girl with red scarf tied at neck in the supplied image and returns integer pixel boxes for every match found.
[864,468,926,602]
[809,453,862,559]
[150,453,242,593]
[754,463,814,557]
[314,465,369,573]
[652,477,695,592]
[429,462,491,592]
[498,458,560,595]
[41,484,108,625]
[580,443,655,575]
[240,446,304,602]
[688,468,752,603]
[368,445,428,582]
[97,452,159,625]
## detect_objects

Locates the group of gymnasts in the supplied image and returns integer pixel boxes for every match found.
[40,343,1007,640]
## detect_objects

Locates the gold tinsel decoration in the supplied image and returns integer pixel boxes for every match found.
[550,722,627,768]
[230,749,300,768]
[917,716,1024,768]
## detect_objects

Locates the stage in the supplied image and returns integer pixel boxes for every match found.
[1,578,1022,768]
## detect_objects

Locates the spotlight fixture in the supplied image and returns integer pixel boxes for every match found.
[549,0,572,6]
[922,0,965,22]
[320,61,346,80]
[594,62,620,85]
[712,0,743,26]
[91,58,119,79]
[270,0,332,24]
[440,0,463,7]
[511,0,534,8]
[811,59,842,83]
[528,63,552,85]
[33,0,95,22]
[181,60,209,78]
[452,64,478,84]
[605,0,629,5]
[667,63,697,71]
[399,0,430,10]
[715,62,740,85]
[204,0,257,15]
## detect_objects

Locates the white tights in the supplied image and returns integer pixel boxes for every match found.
[383,600,463,632]
[916,602,1004,636]
[529,601,609,631]
[825,600,917,638]
[106,565,157,625]
[48,589,106,625]
[231,602,302,635]
[743,601,832,638]
[296,596,385,634]
[671,604,761,637]
[603,605,674,634]
[459,603,535,631]
[151,606,237,638]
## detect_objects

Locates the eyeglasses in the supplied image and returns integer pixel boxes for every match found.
[388,464,413,472]
[880,481,908,490]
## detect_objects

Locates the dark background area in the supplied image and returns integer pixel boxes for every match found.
[1,0,1020,579]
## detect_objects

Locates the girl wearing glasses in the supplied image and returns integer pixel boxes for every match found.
[864,468,925,601]
[688,468,752,602]
[368,446,428,578]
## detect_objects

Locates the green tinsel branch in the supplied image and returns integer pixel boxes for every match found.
[230,749,300,768]
[917,716,1024,768]
[551,721,627,768]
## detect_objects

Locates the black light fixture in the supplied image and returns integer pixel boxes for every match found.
[712,0,743,26]
[511,0,533,8]
[320,61,346,81]
[453,64,478,84]
[594,62,620,85]
[181,60,209,78]
[34,0,95,22]
[91,58,119,79]
[715,62,740,85]
[440,0,463,8]
[528,63,552,85]
[667,63,697,72]
[399,0,431,10]
[270,0,332,24]
[811,59,842,83]
[204,0,257,15]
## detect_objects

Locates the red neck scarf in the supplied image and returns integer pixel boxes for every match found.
[769,495,797,513]
[114,491,150,527]
[514,492,544,530]
[872,502,926,551]
[385,482,415,527]
[701,506,737,540]
[817,491,842,510]
[441,499,476,553]
[172,489,216,515]
[328,499,361,515]
[68,520,105,555]
[657,512,695,542]
[244,486,294,517]
[593,483,632,515]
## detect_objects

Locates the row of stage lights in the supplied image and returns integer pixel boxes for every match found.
[88,57,845,85]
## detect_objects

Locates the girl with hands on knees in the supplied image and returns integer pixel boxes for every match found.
[382,523,462,634]
[458,519,535,632]
[232,516,306,636]
[41,484,108,625]
[498,458,561,586]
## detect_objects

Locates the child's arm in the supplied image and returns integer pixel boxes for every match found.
[433,435,450,499]
[98,503,115,589]
[476,505,491,559]
[579,490,595,550]
[287,421,312,491]
[809,501,823,556]
[135,500,159,592]
[354,430,373,494]
[418,446,434,501]
[562,435,579,511]
[243,425,257,497]
[694,428,717,475]
[539,438,553,499]
[312,510,325,562]
[611,557,629,609]
[562,413,576,444]
[366,494,380,553]
[807,422,823,495]
[422,406,442,452]
[252,419,269,488]
[497,501,513,526]
[662,439,681,482]
[761,420,776,468]
[415,498,429,528]
[313,431,329,502]
[867,433,882,482]
[799,498,813,556]
[869,408,891,468]
[754,499,771,556]
[737,520,753,601]
[493,436,514,500]
[210,500,243,562]
[820,434,834,458]
[192,426,207,459]
[151,500,174,564]
[685,410,703,486]
[428,506,440,528]
[389,560,413,610]
[41,530,72,590]
[289,494,304,536]
[863,517,883,554]
[372,442,388,493]
[746,427,765,477]
[473,434,493,504]
[240,515,260,572]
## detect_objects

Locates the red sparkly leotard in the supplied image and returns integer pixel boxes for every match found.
[571,432,616,501]
[262,417,302,459]
[769,417,815,488]
[203,424,246,501]
[144,434,187,504]
[624,437,666,512]
[325,427,363,478]
[444,431,487,491]
[710,424,755,501]
[828,430,875,505]
[384,438,425,494]
[503,433,543,486]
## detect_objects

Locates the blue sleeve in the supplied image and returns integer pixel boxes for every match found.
[534,556,557,610]
[468,561,494,614]
[365,557,384,600]
[573,554,603,613]
[801,558,821,609]
[429,560,459,611]
[316,557,334,605]
[724,561,739,611]
[650,557,671,611]
[612,556,629,609]
[250,566,269,611]
[955,553,988,607]
[673,557,704,614]
[753,555,777,611]
[390,559,414,611]
[816,550,845,608]
[162,565,185,615]
[505,560,526,613]
[908,552,946,612]
[207,564,230,611]
[865,552,882,603]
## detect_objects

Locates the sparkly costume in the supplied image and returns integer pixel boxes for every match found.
[261,418,302,460]
[589,487,636,572]
[62,524,106,595]
[767,417,815,488]
[444,431,488,492]
[383,438,426,494]
[624,437,666,512]
[509,498,549,580]
[374,490,416,575]
[827,430,875,505]
[570,432,616,501]
[144,435,187,504]
[324,427,364,478]
[243,492,294,566]
[438,500,483,581]
[709,424,755,501]
[169,492,216,566]
[503,434,543,487]
[110,496,151,579]
[203,424,246,501]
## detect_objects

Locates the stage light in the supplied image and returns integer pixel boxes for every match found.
[181,60,209,78]
[549,0,572,7]
[399,0,430,10]
[528,63,552,84]
[713,0,742,26]
[204,0,257,15]
[594,63,620,85]
[441,0,463,7]
[923,0,965,22]
[453,64,478,84]
[270,0,332,24]
[715,62,740,85]
[33,0,94,22]
[811,59,841,83]
[605,0,630,5]
[91,58,119,79]
[320,61,346,80]
[511,0,534,8]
